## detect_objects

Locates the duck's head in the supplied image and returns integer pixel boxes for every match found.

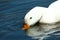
[22,7,45,30]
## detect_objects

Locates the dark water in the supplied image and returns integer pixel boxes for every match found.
[0,0,60,40]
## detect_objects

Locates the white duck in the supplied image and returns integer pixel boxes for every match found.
[22,0,60,40]
[22,0,60,30]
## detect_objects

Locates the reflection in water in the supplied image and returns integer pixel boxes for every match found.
[26,23,60,40]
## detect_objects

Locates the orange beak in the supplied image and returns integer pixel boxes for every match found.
[22,23,30,30]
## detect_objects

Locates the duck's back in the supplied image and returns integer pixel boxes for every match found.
[49,0,60,10]
[39,0,60,24]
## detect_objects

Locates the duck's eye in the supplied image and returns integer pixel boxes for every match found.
[30,17,32,19]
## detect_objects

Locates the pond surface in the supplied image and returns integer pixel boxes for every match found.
[0,0,60,40]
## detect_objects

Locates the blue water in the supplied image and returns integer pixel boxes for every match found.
[0,0,60,40]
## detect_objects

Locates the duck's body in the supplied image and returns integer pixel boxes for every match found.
[40,9,60,24]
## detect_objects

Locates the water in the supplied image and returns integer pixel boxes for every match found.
[26,23,60,40]
[0,0,59,40]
